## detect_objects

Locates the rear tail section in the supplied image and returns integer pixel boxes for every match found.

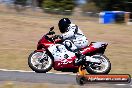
[81,42,108,55]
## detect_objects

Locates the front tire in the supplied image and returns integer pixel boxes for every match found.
[28,51,53,73]
[86,54,111,74]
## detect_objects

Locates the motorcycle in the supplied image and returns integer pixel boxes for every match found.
[28,27,111,74]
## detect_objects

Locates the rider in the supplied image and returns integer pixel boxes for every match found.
[57,18,89,66]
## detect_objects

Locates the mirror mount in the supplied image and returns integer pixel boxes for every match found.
[50,26,54,31]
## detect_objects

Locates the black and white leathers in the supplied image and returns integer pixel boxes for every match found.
[61,23,88,52]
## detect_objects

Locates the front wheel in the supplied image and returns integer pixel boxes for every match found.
[28,51,53,73]
[86,54,111,74]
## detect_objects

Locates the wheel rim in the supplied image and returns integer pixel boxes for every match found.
[30,52,52,70]
[90,55,109,73]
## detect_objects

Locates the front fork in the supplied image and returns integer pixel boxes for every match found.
[35,50,46,61]
[41,51,46,59]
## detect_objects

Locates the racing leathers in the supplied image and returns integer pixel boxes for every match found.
[60,23,88,65]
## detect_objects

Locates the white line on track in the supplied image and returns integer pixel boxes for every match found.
[0,48,34,50]
[115,84,127,86]
[0,69,76,75]
[0,69,131,86]
[0,69,33,72]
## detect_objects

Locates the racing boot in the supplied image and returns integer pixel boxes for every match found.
[74,50,86,66]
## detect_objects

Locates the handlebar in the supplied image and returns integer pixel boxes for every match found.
[43,26,62,43]
[44,35,58,43]
[46,26,55,35]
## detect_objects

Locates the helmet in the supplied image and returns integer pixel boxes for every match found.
[58,18,71,33]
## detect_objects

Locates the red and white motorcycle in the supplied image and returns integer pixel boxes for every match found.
[28,27,111,74]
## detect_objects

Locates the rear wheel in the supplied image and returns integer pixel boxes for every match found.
[86,54,111,74]
[28,51,53,73]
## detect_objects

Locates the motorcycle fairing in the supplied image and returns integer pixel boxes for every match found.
[81,42,108,54]
[47,42,108,69]
[92,42,108,48]
[48,42,107,61]
[48,44,76,61]
[48,44,78,69]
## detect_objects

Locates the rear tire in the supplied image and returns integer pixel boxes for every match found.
[86,54,111,74]
[28,51,53,73]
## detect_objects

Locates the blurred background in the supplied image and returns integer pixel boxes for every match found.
[0,0,132,18]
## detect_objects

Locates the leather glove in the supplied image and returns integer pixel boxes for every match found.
[58,35,63,39]
[54,35,63,39]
